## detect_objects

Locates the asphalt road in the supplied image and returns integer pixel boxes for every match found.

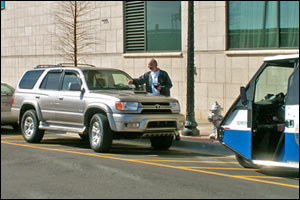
[1,127,299,199]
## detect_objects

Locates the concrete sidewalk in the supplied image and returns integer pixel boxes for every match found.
[179,121,214,140]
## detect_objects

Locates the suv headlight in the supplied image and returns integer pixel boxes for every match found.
[116,102,139,111]
[170,102,180,112]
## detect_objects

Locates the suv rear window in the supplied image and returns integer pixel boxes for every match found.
[19,70,44,89]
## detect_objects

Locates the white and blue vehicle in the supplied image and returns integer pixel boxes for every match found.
[218,54,299,170]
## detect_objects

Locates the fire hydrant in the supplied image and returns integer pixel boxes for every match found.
[208,101,223,139]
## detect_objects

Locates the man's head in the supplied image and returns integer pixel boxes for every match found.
[148,59,158,72]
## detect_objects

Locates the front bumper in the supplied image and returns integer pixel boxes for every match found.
[108,113,185,133]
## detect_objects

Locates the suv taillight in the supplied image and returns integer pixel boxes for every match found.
[12,98,14,105]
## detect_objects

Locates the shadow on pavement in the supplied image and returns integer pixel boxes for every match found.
[259,168,299,179]
[1,126,21,135]
[37,135,224,158]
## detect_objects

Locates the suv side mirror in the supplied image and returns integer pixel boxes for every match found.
[69,82,82,91]
[240,86,248,106]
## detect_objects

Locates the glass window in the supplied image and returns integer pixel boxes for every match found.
[124,1,181,52]
[146,1,181,51]
[19,70,44,89]
[1,1,5,9]
[62,73,81,90]
[280,1,299,48]
[40,72,62,90]
[254,65,294,103]
[1,83,14,94]
[83,70,135,90]
[228,1,299,49]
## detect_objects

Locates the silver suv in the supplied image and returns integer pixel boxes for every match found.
[12,64,185,152]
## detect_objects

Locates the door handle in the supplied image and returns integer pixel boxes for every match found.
[35,96,40,99]
[58,97,64,100]
[285,120,294,128]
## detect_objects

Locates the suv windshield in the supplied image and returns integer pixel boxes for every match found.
[83,69,136,91]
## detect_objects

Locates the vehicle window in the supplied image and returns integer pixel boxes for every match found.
[62,73,82,90]
[40,72,62,90]
[112,73,131,86]
[1,84,14,94]
[286,64,299,105]
[254,65,294,103]
[19,70,44,89]
[83,70,135,90]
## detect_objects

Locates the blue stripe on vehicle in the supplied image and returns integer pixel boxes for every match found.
[222,129,251,159]
[281,132,299,162]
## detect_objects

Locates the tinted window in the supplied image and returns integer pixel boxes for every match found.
[124,1,181,52]
[19,70,44,89]
[40,72,62,90]
[228,1,299,49]
[62,73,82,90]
[146,1,181,51]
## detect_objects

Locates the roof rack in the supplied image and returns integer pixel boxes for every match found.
[34,63,96,69]
[57,63,96,68]
[34,64,60,69]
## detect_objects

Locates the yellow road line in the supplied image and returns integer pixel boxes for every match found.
[185,167,259,171]
[1,136,23,139]
[135,159,239,164]
[1,140,298,189]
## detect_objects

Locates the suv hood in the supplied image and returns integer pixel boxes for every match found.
[89,90,176,102]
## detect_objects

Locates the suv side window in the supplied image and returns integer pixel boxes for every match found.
[40,71,63,90]
[62,72,82,90]
[19,70,44,89]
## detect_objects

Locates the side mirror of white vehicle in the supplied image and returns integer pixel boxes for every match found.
[240,86,248,106]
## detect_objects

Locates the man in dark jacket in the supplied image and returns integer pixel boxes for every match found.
[128,59,173,97]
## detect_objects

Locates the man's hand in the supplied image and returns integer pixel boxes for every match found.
[157,85,162,91]
[128,80,133,84]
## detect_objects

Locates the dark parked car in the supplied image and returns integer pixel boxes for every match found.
[1,82,19,130]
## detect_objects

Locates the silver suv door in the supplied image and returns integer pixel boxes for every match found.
[38,69,63,123]
[54,70,85,126]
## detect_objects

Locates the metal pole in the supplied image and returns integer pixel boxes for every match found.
[182,1,200,136]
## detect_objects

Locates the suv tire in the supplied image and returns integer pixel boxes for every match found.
[89,113,113,152]
[150,135,173,150]
[21,109,44,143]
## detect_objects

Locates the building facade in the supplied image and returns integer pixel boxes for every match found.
[1,1,299,122]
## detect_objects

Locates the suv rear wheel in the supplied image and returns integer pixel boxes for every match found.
[21,109,44,143]
[89,113,113,152]
[150,135,173,150]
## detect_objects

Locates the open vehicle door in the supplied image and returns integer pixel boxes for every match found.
[218,55,299,169]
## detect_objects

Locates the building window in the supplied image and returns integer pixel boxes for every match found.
[228,1,299,50]
[1,1,5,9]
[124,1,181,53]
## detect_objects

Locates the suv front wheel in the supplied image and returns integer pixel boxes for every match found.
[21,109,44,143]
[89,113,113,153]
